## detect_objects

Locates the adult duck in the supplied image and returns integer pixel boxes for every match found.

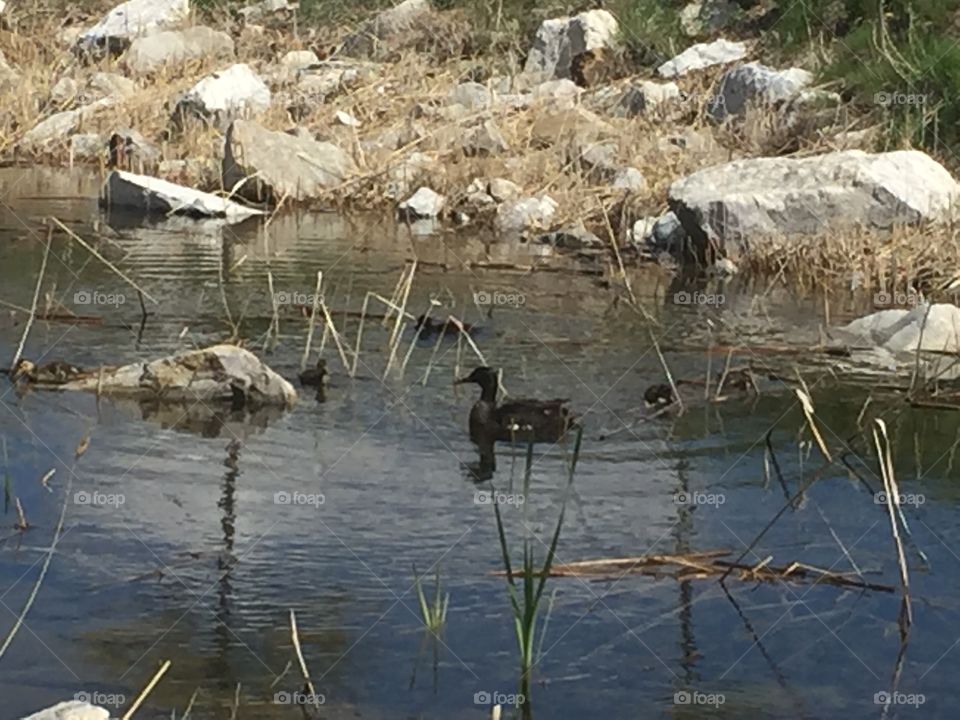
[456,366,575,446]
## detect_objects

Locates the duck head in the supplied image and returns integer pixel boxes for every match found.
[455,366,499,400]
[11,359,36,383]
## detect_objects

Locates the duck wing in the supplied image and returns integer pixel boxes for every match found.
[495,398,575,443]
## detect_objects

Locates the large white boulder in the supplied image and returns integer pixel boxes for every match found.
[524,9,619,80]
[20,700,109,720]
[175,63,270,128]
[222,120,357,203]
[101,169,264,221]
[78,0,189,54]
[668,150,960,257]
[838,303,960,355]
[124,26,235,74]
[61,345,298,406]
[709,62,813,120]
[657,38,748,78]
[399,186,445,219]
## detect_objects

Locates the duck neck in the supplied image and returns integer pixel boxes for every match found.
[478,377,498,403]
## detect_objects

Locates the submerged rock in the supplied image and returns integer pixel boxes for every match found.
[101,169,264,221]
[77,0,190,55]
[20,701,108,720]
[174,63,270,129]
[524,9,619,80]
[657,38,748,78]
[709,62,813,120]
[125,26,235,74]
[222,119,357,203]
[669,150,960,258]
[59,345,298,406]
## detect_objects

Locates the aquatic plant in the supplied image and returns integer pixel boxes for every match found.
[492,426,583,711]
[413,563,450,634]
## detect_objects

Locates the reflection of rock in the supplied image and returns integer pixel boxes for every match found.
[133,397,291,438]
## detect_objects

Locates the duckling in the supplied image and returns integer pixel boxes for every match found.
[455,366,575,446]
[298,359,327,388]
[644,383,675,408]
[11,359,82,384]
[414,314,475,338]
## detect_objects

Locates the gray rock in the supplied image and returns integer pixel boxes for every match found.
[680,0,737,37]
[613,80,680,117]
[87,71,137,100]
[461,119,508,156]
[0,49,20,91]
[281,49,320,70]
[838,303,960,355]
[237,0,297,22]
[21,700,109,720]
[125,26,235,75]
[341,0,434,58]
[296,61,377,101]
[657,38,748,78]
[334,109,361,127]
[612,167,647,192]
[19,98,116,153]
[399,186,445,219]
[448,82,493,110]
[49,76,80,106]
[574,141,619,181]
[709,62,813,120]
[61,344,298,406]
[108,128,161,172]
[495,195,558,234]
[650,211,687,251]
[669,150,960,258]
[77,0,190,55]
[101,169,264,220]
[531,78,581,101]
[524,9,619,80]
[175,63,270,128]
[222,119,357,203]
[532,106,615,146]
[539,224,604,250]
[386,151,435,199]
[69,133,104,161]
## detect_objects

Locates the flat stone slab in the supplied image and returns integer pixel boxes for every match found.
[124,25,235,74]
[101,169,264,221]
[657,38,748,78]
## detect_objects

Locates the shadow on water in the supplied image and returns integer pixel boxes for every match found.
[3,168,960,718]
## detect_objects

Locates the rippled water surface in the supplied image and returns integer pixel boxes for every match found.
[2,168,960,719]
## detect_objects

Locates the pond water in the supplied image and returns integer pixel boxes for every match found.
[2,168,960,719]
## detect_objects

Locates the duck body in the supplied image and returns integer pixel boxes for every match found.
[298,359,327,388]
[457,367,575,446]
[415,315,475,339]
[12,359,83,385]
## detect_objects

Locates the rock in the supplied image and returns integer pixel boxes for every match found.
[532,106,614,146]
[838,303,960,355]
[49,77,80,106]
[651,211,687,251]
[341,0,435,59]
[61,344,298,406]
[21,700,109,720]
[87,71,137,100]
[297,61,376,99]
[101,169,264,221]
[680,0,737,37]
[524,9,619,80]
[108,128,161,172]
[335,110,361,127]
[158,158,214,185]
[612,167,647,192]
[669,150,960,258]
[488,177,521,202]
[78,0,190,55]
[124,26,235,75]
[539,224,604,250]
[657,38,748,78]
[629,216,657,245]
[0,49,20,91]
[573,140,619,181]
[461,119,508,156]
[222,119,357,203]
[237,0,297,22]
[712,257,739,276]
[613,80,680,117]
[448,81,493,110]
[531,78,581,101]
[399,186,444,219]
[709,62,813,120]
[496,195,558,234]
[69,133,104,161]
[281,49,320,70]
[174,63,270,128]
[19,98,115,154]
[386,151,436,199]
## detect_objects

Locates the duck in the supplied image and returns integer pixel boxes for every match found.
[414,314,475,338]
[298,359,327,388]
[455,366,576,446]
[11,359,83,384]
